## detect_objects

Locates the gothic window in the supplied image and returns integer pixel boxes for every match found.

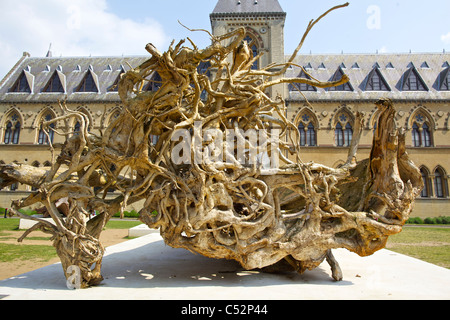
[411,112,433,147]
[422,123,431,147]
[76,71,99,92]
[401,67,428,91]
[335,123,344,146]
[110,110,121,123]
[145,72,162,91]
[73,120,91,135]
[38,112,55,145]
[74,121,81,135]
[328,67,353,91]
[364,67,390,91]
[243,35,259,70]
[334,112,353,147]
[438,67,450,91]
[306,123,316,146]
[10,182,19,191]
[434,167,448,198]
[197,61,211,77]
[297,112,317,147]
[9,71,31,93]
[298,123,306,146]
[108,68,125,92]
[289,70,317,92]
[344,123,353,145]
[3,113,21,145]
[420,167,430,198]
[43,71,64,93]
[412,123,421,147]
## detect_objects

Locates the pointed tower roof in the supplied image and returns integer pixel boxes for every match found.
[46,43,53,58]
[211,0,285,17]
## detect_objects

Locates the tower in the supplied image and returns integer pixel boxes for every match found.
[210,0,286,71]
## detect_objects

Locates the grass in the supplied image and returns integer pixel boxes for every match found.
[387,226,450,269]
[0,218,140,265]
[104,220,141,230]
[0,218,19,234]
[0,243,57,263]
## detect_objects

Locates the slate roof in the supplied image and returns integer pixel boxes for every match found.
[211,0,285,17]
[1,52,449,104]
[286,53,450,102]
[0,54,149,103]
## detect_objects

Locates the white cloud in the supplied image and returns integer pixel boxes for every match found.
[441,32,450,44]
[379,46,388,53]
[0,0,170,78]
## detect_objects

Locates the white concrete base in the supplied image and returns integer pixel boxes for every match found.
[19,216,54,230]
[1,233,449,300]
[128,224,158,238]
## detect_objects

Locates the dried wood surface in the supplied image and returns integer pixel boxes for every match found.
[0,3,422,287]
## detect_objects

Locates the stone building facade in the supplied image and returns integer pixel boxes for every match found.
[0,0,448,217]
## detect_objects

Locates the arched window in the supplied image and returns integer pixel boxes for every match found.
[297,112,317,147]
[298,122,306,146]
[422,123,431,147]
[434,168,448,198]
[334,111,353,147]
[4,122,12,144]
[420,167,430,198]
[146,72,162,91]
[38,112,55,145]
[73,118,91,135]
[412,123,421,147]
[307,123,316,146]
[344,123,353,146]
[109,109,121,125]
[3,112,21,145]
[335,123,344,146]
[10,182,19,191]
[244,35,259,70]
[411,111,433,147]
[74,121,81,135]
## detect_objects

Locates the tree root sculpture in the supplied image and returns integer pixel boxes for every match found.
[0,3,422,287]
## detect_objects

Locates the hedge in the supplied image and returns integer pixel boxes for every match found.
[406,216,450,225]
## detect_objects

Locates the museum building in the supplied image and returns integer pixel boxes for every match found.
[0,0,449,217]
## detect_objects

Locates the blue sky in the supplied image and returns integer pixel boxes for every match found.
[106,0,450,54]
[0,0,449,78]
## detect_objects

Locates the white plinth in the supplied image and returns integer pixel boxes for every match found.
[128,224,157,238]
[19,216,55,230]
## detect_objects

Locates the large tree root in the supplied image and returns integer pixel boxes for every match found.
[0,3,422,287]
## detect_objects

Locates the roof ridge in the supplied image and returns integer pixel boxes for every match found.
[0,52,30,89]
[212,0,284,15]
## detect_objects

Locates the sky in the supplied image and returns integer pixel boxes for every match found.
[0,0,449,79]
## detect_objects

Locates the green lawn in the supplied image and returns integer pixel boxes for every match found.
[0,243,57,263]
[0,218,19,234]
[104,220,141,229]
[387,226,450,269]
[0,218,140,264]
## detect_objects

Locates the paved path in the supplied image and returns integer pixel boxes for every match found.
[1,232,449,300]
